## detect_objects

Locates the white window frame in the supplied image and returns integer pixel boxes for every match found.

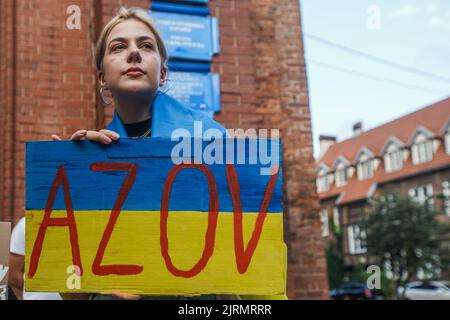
[320,209,329,237]
[317,168,330,193]
[357,158,374,180]
[445,130,450,155]
[409,184,434,207]
[384,143,403,173]
[411,133,433,165]
[443,181,450,216]
[348,224,367,255]
[335,162,348,187]
[332,207,340,232]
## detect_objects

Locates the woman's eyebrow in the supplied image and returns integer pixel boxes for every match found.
[136,36,156,43]
[108,37,128,46]
[108,36,156,46]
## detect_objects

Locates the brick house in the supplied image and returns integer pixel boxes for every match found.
[316,98,450,269]
[0,0,328,299]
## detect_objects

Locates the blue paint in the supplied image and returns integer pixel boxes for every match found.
[26,139,283,213]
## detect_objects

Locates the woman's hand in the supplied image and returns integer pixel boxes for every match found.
[51,129,120,145]
[111,291,141,300]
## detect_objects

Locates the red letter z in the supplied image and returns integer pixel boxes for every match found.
[90,162,143,276]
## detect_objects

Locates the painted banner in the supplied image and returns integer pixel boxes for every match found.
[25,138,286,296]
[0,222,11,300]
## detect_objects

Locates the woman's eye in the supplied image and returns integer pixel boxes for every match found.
[141,43,154,50]
[112,44,125,52]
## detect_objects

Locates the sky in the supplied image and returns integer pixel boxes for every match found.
[300,0,450,159]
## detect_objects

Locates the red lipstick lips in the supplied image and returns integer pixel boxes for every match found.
[124,67,145,77]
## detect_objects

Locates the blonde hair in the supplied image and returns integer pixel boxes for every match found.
[94,6,168,72]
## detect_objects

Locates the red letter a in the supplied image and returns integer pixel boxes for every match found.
[28,165,83,278]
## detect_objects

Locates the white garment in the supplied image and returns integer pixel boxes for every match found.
[10,217,62,300]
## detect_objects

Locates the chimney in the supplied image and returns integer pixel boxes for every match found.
[319,135,337,158]
[353,121,363,136]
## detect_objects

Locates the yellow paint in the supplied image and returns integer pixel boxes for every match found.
[25,210,286,296]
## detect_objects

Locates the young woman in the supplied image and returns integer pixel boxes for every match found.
[53,6,226,143]
[54,6,284,301]
[54,6,227,300]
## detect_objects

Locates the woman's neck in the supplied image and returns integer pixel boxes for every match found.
[113,91,155,124]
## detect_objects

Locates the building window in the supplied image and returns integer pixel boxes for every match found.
[347,224,367,255]
[320,209,329,237]
[443,181,450,216]
[357,159,374,180]
[332,207,340,232]
[445,130,450,155]
[384,144,403,173]
[335,162,348,187]
[409,184,434,208]
[317,168,330,193]
[411,134,433,164]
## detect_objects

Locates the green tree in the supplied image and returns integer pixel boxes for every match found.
[362,195,442,299]
[325,210,345,290]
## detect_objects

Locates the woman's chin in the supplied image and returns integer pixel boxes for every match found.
[119,83,154,94]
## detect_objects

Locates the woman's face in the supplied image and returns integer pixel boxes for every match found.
[99,19,166,97]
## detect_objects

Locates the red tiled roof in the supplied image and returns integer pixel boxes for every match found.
[317,97,450,205]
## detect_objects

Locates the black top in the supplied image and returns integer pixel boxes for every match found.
[123,118,151,138]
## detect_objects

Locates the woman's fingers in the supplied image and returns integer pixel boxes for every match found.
[70,130,88,141]
[84,130,113,144]
[51,135,62,141]
[111,291,141,300]
[99,129,120,141]
[67,129,120,144]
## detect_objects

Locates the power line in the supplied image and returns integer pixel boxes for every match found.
[306,58,445,94]
[304,33,450,84]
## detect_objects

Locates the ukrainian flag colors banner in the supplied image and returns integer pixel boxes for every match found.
[25,138,286,296]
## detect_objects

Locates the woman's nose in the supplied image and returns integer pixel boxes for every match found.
[127,50,142,64]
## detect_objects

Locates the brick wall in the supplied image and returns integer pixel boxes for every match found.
[0,0,328,299]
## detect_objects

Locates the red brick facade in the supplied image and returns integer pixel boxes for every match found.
[0,0,328,299]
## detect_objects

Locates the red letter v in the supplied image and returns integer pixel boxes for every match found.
[226,164,279,274]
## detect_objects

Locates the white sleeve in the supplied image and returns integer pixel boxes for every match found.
[10,217,25,256]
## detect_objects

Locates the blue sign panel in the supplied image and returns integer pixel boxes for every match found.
[152,1,210,16]
[167,71,221,117]
[149,10,220,61]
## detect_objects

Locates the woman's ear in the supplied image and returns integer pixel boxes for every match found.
[98,70,107,87]
[159,67,167,87]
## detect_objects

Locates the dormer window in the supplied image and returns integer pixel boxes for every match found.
[411,131,433,164]
[356,149,374,180]
[317,166,330,192]
[445,127,450,155]
[334,160,348,187]
[335,166,347,187]
[383,141,404,173]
